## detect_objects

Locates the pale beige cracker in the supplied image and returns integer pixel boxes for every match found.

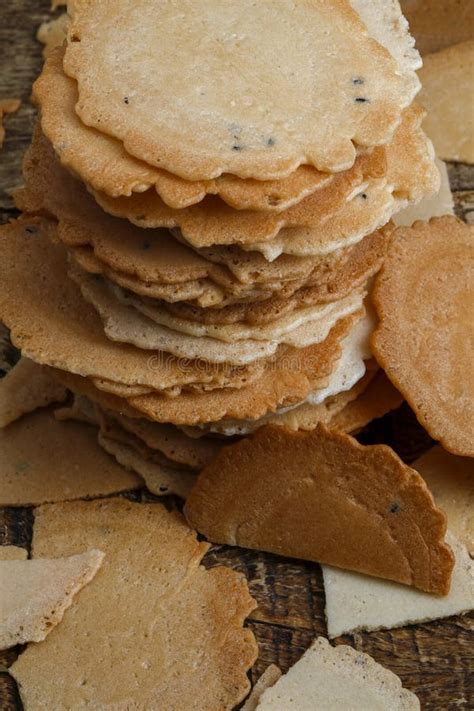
[0,547,28,561]
[184,424,454,594]
[413,445,473,555]
[63,0,417,180]
[1,550,104,649]
[0,410,141,506]
[37,14,69,59]
[98,432,196,499]
[372,216,474,456]
[254,637,419,709]
[322,532,473,638]
[105,411,221,469]
[418,41,474,163]
[0,357,67,428]
[35,49,335,211]
[394,158,454,226]
[10,499,257,709]
[127,313,361,425]
[242,666,282,711]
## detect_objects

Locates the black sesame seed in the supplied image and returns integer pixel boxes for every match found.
[389,502,401,513]
[352,77,365,85]
[355,97,370,103]
[123,97,129,104]
[24,225,37,234]
[267,137,276,147]
[232,144,244,151]
[360,193,368,200]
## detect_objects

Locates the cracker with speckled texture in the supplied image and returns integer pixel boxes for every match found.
[63,0,417,180]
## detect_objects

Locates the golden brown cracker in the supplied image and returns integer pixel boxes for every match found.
[185,424,454,594]
[0,220,265,391]
[127,313,361,425]
[330,369,403,433]
[0,98,20,148]
[372,216,474,456]
[0,357,67,428]
[11,499,257,709]
[37,14,69,58]
[0,410,141,506]
[97,431,196,499]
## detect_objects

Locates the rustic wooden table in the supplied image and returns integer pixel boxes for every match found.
[0,2,473,708]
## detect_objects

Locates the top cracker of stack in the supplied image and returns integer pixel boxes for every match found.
[2,0,438,443]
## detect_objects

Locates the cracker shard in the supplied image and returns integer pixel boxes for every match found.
[0,357,67,428]
[323,532,474,639]
[10,499,257,709]
[371,216,474,457]
[0,549,104,650]
[254,637,419,710]
[185,424,454,594]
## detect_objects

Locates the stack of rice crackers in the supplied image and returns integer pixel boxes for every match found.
[0,1,472,708]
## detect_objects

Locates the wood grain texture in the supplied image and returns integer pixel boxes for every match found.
[0,2,473,709]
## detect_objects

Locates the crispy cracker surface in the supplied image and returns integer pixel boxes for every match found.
[185,424,454,594]
[63,0,416,180]
[0,410,141,506]
[10,499,257,709]
[372,216,474,456]
[1,550,104,649]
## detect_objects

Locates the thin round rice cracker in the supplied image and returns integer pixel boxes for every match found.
[35,49,334,211]
[127,312,363,424]
[63,0,415,179]
[0,219,261,391]
[372,216,474,456]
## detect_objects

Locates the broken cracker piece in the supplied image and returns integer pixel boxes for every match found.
[0,549,104,649]
[0,547,27,561]
[37,13,69,59]
[418,41,474,164]
[242,665,282,711]
[323,533,473,638]
[0,357,67,428]
[255,637,419,710]
[372,216,474,457]
[0,98,20,148]
[185,424,454,594]
[0,410,141,506]
[414,446,473,556]
[10,499,257,709]
[98,431,197,499]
